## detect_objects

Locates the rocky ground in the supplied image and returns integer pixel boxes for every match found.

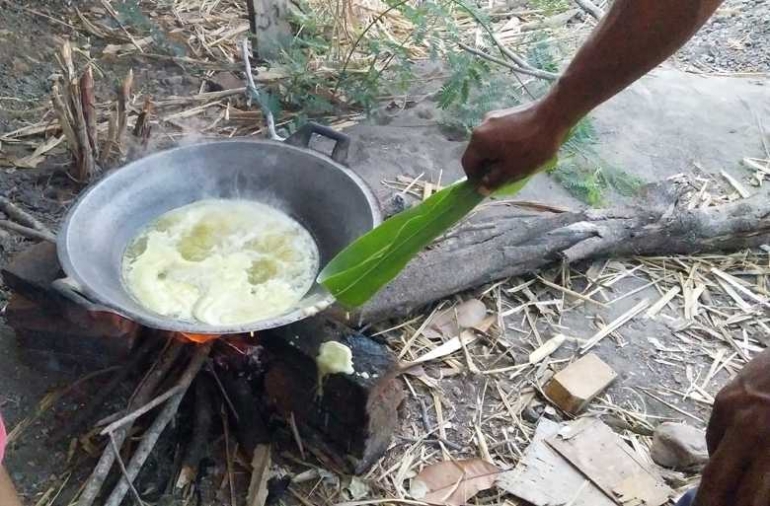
[677,0,770,73]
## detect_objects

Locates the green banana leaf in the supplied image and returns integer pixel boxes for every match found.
[318,169,542,308]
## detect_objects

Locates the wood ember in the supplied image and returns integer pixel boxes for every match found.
[176,378,215,490]
[262,318,405,474]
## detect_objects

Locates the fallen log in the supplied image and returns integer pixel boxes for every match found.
[353,184,770,323]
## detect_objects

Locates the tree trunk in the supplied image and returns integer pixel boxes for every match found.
[350,184,770,323]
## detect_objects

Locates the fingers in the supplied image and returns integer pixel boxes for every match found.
[478,163,516,194]
[735,449,770,506]
[461,145,487,181]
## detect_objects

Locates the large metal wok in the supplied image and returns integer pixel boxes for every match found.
[55,123,381,335]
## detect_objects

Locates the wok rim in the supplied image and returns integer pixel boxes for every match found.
[57,138,382,334]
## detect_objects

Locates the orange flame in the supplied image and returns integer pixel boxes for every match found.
[178,332,221,344]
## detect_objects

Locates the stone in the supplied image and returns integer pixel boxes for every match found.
[650,422,709,471]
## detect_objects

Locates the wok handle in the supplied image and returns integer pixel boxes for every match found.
[51,277,114,314]
[285,122,350,165]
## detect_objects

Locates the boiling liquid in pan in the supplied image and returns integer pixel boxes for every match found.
[122,199,319,326]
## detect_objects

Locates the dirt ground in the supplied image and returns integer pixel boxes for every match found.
[1,0,769,505]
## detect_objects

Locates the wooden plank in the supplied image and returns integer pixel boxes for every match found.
[544,354,617,414]
[497,419,615,506]
[546,418,673,506]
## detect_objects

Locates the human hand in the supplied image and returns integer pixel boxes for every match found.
[694,349,770,506]
[461,101,570,194]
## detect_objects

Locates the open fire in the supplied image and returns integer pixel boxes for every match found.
[2,241,404,505]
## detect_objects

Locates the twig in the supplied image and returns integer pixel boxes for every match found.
[116,69,134,150]
[80,66,99,160]
[247,444,271,506]
[333,0,412,94]
[223,406,237,506]
[288,412,306,460]
[99,0,145,53]
[61,41,94,181]
[100,385,183,436]
[241,38,282,141]
[100,109,118,166]
[176,379,214,490]
[153,88,246,108]
[458,43,557,81]
[721,170,751,199]
[574,0,604,20]
[77,340,184,506]
[132,96,153,151]
[0,197,53,234]
[53,337,158,441]
[580,298,650,352]
[637,387,705,423]
[491,34,559,81]
[103,343,213,506]
[109,434,146,506]
[51,81,80,168]
[0,220,55,243]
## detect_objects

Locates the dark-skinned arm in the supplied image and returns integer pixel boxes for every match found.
[462,0,725,192]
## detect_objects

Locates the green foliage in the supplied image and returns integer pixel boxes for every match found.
[115,0,185,56]
[320,176,532,307]
[529,0,571,15]
[319,181,484,307]
[526,37,560,74]
[551,163,606,206]
[601,165,644,197]
[551,160,643,206]
[549,118,642,205]
[276,0,527,120]
[437,52,489,109]
[438,72,523,135]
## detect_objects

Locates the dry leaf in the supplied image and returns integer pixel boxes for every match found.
[8,135,65,169]
[405,333,478,366]
[425,308,459,339]
[426,299,487,338]
[410,458,500,506]
[345,476,370,500]
[456,299,487,329]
